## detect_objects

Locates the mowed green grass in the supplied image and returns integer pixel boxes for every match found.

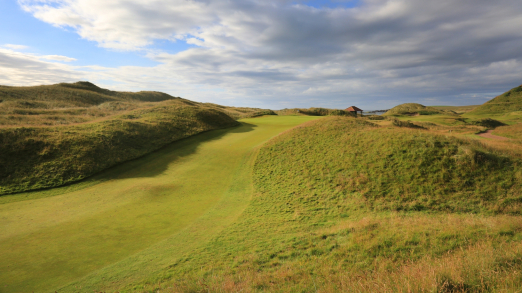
[0,115,320,293]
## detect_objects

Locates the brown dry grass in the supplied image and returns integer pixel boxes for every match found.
[158,240,522,292]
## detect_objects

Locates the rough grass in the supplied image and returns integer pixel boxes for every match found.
[493,122,522,140]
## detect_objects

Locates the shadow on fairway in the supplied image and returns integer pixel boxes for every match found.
[0,122,257,203]
[100,122,257,179]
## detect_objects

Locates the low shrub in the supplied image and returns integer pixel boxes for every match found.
[471,118,506,129]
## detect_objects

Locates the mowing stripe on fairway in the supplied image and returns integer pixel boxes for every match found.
[0,115,320,293]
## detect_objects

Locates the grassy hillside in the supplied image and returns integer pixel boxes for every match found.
[0,100,239,195]
[0,82,274,126]
[131,116,522,292]
[0,116,320,293]
[383,103,457,116]
[254,117,521,213]
[469,85,522,115]
[0,81,176,106]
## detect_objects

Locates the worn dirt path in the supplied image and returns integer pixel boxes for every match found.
[477,130,509,140]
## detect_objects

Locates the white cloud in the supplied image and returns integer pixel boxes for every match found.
[0,48,82,85]
[2,44,29,50]
[40,55,77,62]
[8,0,522,109]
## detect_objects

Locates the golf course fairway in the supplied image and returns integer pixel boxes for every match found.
[0,115,321,293]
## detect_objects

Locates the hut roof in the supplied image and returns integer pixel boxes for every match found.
[345,106,363,112]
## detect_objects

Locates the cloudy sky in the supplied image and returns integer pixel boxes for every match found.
[1,0,522,109]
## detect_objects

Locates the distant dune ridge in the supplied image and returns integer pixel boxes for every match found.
[383,103,457,116]
[0,81,275,195]
[468,84,522,115]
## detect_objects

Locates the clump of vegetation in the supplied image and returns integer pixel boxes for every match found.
[366,115,385,120]
[471,118,506,129]
[383,103,456,116]
[328,109,350,116]
[391,118,426,129]
[469,85,522,115]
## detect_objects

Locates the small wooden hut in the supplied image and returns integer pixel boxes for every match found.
[345,106,363,117]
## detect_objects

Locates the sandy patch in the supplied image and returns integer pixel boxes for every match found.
[477,130,508,140]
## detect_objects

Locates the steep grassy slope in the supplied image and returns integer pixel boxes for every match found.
[383,103,457,116]
[0,116,320,293]
[469,85,522,115]
[136,116,522,292]
[0,100,239,195]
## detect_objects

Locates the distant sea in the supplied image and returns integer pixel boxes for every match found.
[363,110,387,116]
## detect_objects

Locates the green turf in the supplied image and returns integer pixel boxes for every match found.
[431,105,480,114]
[129,116,522,292]
[0,115,320,293]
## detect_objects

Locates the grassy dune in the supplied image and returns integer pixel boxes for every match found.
[0,115,319,292]
[468,85,522,116]
[0,101,239,195]
[383,103,457,116]
[0,81,179,126]
[137,116,522,292]
[0,81,275,127]
[0,81,279,195]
